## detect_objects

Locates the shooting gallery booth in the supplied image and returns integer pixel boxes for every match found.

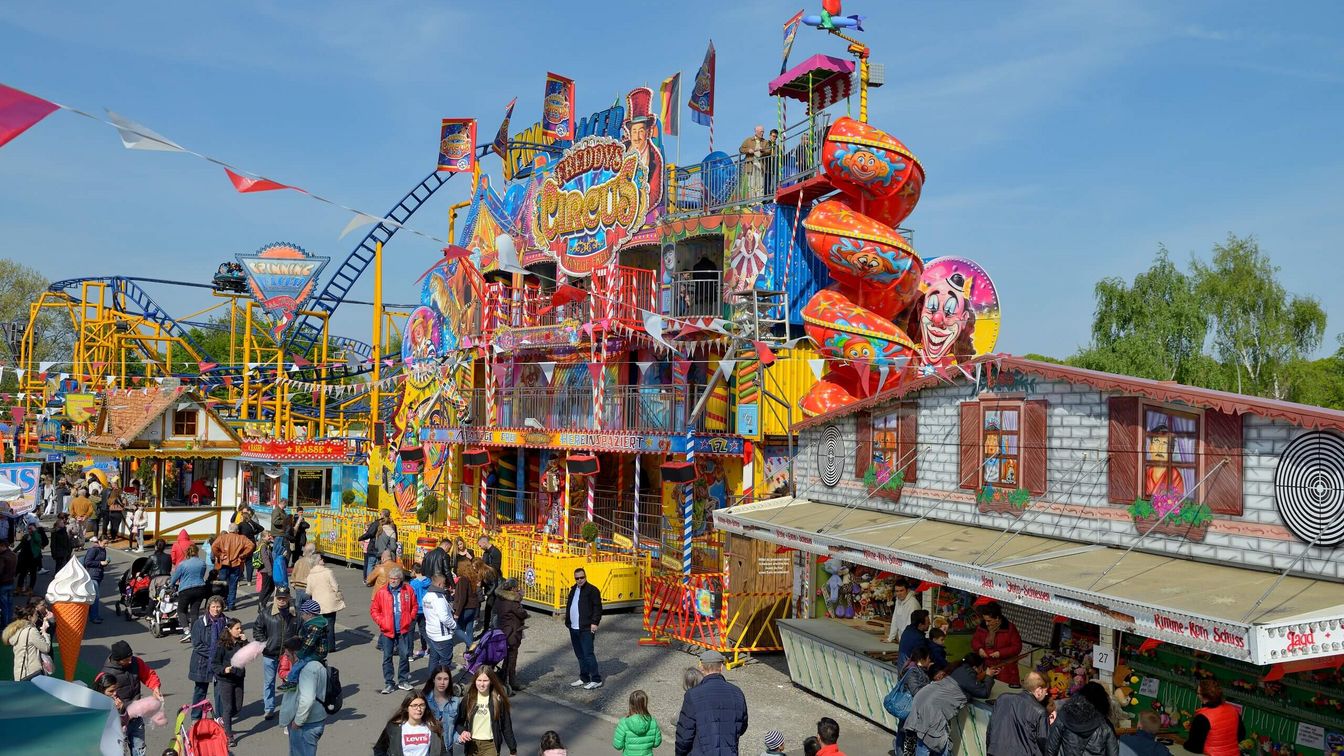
[716,356,1344,754]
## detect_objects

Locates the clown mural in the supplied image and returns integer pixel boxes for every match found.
[914,257,1001,375]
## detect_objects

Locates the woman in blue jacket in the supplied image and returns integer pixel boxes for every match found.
[81,536,110,623]
[171,545,210,640]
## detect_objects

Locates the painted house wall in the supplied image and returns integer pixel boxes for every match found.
[796,376,1343,581]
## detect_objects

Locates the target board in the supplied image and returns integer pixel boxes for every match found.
[818,425,845,487]
[1274,431,1344,547]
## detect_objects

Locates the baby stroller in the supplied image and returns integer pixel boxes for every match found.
[114,557,155,619]
[173,700,230,756]
[464,628,509,676]
[150,577,180,638]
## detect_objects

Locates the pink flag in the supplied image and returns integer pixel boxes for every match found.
[224,167,291,193]
[0,84,58,149]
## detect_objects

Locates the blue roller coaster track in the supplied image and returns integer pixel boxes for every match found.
[46,160,472,418]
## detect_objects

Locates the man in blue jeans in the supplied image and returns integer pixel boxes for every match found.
[370,566,418,694]
[253,586,300,720]
[563,567,603,689]
[212,524,255,611]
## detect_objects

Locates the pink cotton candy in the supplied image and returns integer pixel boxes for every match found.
[231,640,265,668]
[126,696,162,719]
[150,710,169,728]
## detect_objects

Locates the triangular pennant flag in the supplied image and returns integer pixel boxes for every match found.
[587,362,605,384]
[876,364,891,392]
[717,358,737,381]
[494,233,527,275]
[93,361,107,371]
[808,359,826,379]
[641,311,679,354]
[339,212,381,239]
[289,363,302,373]
[753,341,776,367]
[538,362,556,384]
[105,109,185,152]
[58,373,69,381]
[38,361,55,373]
[635,360,653,377]
[292,354,310,367]
[853,360,873,396]
[224,167,291,193]
[13,368,23,380]
[552,284,589,308]
[105,375,116,386]
[0,84,59,149]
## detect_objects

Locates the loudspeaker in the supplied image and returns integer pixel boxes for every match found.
[567,454,599,476]
[373,422,387,445]
[661,461,696,483]
[463,448,490,467]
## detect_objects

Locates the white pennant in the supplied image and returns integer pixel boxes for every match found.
[808,359,826,379]
[106,110,185,152]
[105,376,116,386]
[635,360,653,378]
[340,212,382,239]
[539,362,556,384]
[717,358,737,381]
[39,361,55,373]
[643,311,678,354]
[14,368,23,380]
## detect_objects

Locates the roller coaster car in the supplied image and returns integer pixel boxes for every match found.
[213,262,248,293]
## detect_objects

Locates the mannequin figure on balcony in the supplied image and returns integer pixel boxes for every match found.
[541,460,564,535]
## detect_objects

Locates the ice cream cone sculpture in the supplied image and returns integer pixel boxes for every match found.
[45,556,98,681]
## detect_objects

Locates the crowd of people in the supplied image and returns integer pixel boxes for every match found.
[8,485,1246,756]
[880,579,1241,756]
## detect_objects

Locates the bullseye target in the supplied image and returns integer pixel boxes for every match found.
[1274,431,1344,547]
[818,425,845,487]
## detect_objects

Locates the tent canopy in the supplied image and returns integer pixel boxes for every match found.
[0,676,121,755]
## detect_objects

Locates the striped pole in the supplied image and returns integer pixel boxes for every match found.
[586,476,595,523]
[741,439,754,504]
[479,466,489,529]
[486,362,499,428]
[562,467,571,543]
[633,454,641,549]
[683,427,695,582]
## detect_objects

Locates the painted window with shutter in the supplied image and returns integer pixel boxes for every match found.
[871,402,918,488]
[981,403,1021,488]
[1141,406,1199,500]
[1107,397,1141,503]
[854,410,873,481]
[1202,409,1243,515]
[959,401,981,490]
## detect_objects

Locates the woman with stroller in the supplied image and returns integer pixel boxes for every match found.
[493,578,527,694]
[172,544,211,641]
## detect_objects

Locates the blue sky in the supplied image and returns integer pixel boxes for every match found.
[2,1,1342,358]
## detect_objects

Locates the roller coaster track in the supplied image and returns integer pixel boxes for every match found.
[284,168,460,359]
[47,276,217,367]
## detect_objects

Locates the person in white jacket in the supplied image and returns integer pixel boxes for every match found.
[127,504,150,553]
[421,572,457,672]
[884,578,923,644]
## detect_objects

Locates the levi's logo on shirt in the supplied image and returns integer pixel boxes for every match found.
[403,732,430,746]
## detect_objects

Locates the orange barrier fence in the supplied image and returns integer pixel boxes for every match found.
[641,571,790,669]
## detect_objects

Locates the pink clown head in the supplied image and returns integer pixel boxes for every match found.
[918,270,977,366]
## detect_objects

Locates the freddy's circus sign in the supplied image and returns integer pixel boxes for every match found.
[533,136,648,276]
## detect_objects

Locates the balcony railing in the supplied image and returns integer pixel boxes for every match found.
[458,382,732,433]
[667,113,832,218]
[670,270,723,319]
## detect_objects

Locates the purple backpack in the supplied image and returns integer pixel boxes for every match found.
[466,629,509,673]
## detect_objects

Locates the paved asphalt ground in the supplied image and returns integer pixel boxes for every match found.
[53,542,897,755]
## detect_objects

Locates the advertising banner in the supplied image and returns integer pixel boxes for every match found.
[437,118,477,173]
[541,72,575,141]
[0,462,42,516]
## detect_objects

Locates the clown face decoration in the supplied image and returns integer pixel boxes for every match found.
[919,270,977,368]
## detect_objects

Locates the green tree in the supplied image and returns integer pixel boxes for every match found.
[1192,235,1326,399]
[1284,335,1344,409]
[0,258,73,364]
[1069,248,1209,383]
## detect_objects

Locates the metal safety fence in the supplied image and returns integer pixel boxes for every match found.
[640,570,791,669]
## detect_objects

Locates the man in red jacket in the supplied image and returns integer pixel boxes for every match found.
[369,566,418,694]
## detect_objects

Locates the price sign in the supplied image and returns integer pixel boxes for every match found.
[1092,646,1116,673]
[1138,677,1160,697]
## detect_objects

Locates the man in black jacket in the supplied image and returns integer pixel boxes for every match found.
[421,537,451,582]
[476,534,503,637]
[986,671,1049,756]
[563,567,603,689]
[675,649,748,756]
[253,586,300,720]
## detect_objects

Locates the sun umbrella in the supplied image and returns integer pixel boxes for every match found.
[0,478,23,500]
[0,675,123,755]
